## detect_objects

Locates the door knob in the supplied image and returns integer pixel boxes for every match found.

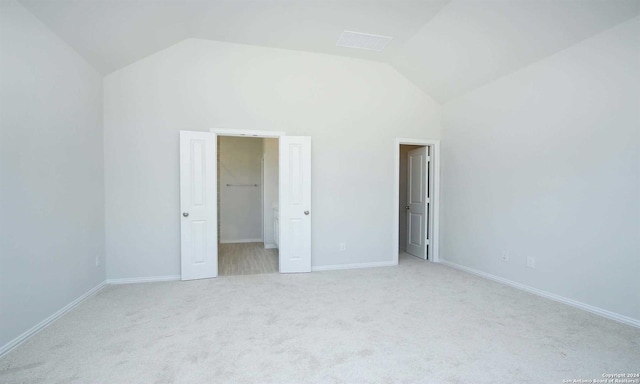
[304,211,310,215]
[182,212,189,217]
[405,206,410,210]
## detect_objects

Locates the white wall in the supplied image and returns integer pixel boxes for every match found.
[441,17,640,321]
[104,38,441,278]
[219,136,263,243]
[0,1,104,350]
[263,138,279,248]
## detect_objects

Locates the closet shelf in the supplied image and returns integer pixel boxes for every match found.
[226,184,259,187]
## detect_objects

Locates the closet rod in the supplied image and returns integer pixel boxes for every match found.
[226,184,259,187]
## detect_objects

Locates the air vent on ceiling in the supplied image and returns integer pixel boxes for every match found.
[336,31,393,52]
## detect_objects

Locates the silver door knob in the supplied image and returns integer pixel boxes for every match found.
[182,212,189,217]
[304,211,310,215]
[405,206,410,210]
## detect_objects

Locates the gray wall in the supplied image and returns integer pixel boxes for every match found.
[441,16,640,321]
[0,1,105,349]
[104,38,441,279]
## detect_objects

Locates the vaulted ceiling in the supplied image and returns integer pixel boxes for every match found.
[19,0,640,103]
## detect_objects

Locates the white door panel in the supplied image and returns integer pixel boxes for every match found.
[180,131,217,280]
[406,147,428,259]
[279,136,311,273]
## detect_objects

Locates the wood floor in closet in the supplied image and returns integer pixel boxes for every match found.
[218,242,278,276]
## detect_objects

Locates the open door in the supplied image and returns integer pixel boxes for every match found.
[406,146,429,259]
[279,136,312,273]
[180,131,218,280]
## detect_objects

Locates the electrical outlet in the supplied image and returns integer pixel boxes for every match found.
[527,256,536,269]
[501,251,509,262]
[95,255,101,267]
[339,242,347,251]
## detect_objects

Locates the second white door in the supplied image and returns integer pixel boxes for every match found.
[406,147,429,259]
[279,136,312,273]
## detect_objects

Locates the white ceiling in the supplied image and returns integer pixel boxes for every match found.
[392,0,640,101]
[18,0,640,102]
[18,0,449,73]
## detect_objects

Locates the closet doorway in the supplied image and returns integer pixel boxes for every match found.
[179,129,312,281]
[392,138,440,264]
[217,136,279,276]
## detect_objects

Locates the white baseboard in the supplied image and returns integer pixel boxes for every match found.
[107,275,181,285]
[439,260,640,328]
[0,281,107,359]
[312,260,397,272]
[264,243,277,249]
[220,238,263,244]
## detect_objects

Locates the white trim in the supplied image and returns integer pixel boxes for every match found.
[393,138,441,264]
[209,128,285,138]
[440,260,640,329]
[264,243,277,249]
[0,281,107,358]
[312,261,397,272]
[107,275,181,285]
[219,238,263,244]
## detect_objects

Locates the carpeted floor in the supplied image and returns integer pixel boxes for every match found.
[1,254,638,384]
[218,242,278,276]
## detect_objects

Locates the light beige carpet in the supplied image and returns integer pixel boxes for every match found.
[218,242,278,276]
[1,255,638,383]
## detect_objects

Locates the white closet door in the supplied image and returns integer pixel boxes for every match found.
[279,136,312,273]
[180,131,218,280]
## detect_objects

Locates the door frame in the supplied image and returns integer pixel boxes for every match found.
[393,138,440,264]
[210,129,285,138]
